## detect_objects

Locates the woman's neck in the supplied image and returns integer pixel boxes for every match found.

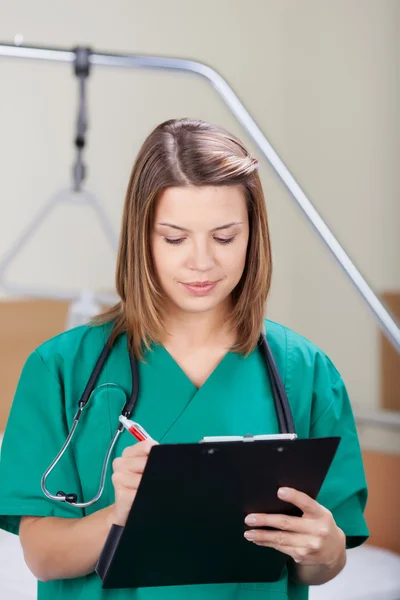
[161,302,235,348]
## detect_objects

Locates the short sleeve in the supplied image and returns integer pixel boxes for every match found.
[0,350,84,535]
[310,358,369,548]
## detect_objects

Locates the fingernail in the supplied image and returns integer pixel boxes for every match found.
[278,487,289,498]
[245,515,257,525]
[244,531,256,540]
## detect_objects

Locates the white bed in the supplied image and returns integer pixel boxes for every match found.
[0,528,400,599]
[309,544,400,600]
[0,528,37,600]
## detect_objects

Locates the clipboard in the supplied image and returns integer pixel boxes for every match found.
[96,436,340,589]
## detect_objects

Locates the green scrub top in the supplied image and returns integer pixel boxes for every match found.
[0,319,369,600]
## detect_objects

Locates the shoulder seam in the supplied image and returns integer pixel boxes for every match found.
[283,325,288,387]
[34,350,62,389]
[310,375,344,429]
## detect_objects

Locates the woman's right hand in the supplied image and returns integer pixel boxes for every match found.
[110,439,159,526]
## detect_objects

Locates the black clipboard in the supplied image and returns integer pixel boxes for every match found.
[96,436,340,589]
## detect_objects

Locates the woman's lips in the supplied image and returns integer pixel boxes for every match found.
[180,281,219,296]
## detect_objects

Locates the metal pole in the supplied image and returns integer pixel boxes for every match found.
[1,42,399,352]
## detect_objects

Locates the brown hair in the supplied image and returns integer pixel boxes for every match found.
[93,118,272,359]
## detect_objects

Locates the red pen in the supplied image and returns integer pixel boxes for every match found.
[119,415,154,442]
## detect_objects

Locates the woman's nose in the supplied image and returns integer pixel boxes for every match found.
[188,240,215,272]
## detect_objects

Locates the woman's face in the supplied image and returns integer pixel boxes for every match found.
[151,185,249,316]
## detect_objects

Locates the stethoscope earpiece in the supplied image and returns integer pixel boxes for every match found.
[57,491,78,504]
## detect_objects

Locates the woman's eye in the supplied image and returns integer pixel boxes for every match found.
[215,237,235,244]
[164,237,185,244]
[163,236,235,245]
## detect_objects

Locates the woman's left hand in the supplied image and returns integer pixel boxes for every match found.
[244,487,346,567]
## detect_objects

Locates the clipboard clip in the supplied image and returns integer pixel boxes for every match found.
[200,433,298,443]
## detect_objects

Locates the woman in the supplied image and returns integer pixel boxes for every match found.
[0,118,368,600]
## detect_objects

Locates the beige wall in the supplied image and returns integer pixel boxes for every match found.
[0,1,399,449]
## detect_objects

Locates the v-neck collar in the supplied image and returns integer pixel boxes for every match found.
[157,344,235,392]
[143,344,248,443]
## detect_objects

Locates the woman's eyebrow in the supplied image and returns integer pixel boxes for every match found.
[157,221,243,233]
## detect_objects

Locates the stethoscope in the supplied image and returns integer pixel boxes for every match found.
[41,332,296,509]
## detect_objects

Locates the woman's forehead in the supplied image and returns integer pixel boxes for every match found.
[154,185,248,227]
